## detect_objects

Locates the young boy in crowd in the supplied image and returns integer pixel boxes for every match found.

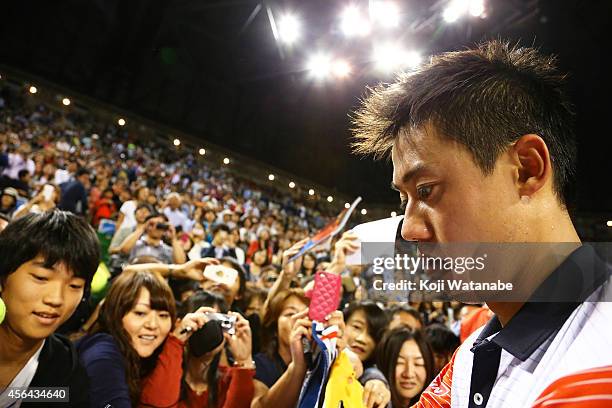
[0,210,100,407]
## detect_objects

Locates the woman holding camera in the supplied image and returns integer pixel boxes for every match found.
[178,290,255,408]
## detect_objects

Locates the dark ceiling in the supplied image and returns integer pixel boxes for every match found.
[1,0,611,212]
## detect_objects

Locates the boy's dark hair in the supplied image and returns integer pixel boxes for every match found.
[144,213,168,223]
[387,304,423,327]
[424,323,460,355]
[352,40,576,206]
[18,169,29,179]
[0,210,100,285]
[136,203,153,213]
[213,223,230,236]
[75,168,90,177]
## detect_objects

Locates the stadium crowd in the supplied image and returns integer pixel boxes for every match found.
[0,84,477,408]
[4,39,608,408]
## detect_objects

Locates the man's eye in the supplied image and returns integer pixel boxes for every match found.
[416,185,433,200]
[33,275,48,282]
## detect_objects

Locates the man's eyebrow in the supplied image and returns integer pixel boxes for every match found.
[391,163,426,190]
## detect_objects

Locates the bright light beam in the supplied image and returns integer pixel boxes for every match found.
[307,54,332,79]
[278,14,300,44]
[341,5,371,37]
[370,1,400,28]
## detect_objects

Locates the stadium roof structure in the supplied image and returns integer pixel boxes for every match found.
[0,0,610,213]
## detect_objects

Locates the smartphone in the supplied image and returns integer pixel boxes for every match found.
[203,264,238,287]
[308,271,342,321]
[42,184,54,201]
[206,312,236,335]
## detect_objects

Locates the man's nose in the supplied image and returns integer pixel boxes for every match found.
[401,203,433,241]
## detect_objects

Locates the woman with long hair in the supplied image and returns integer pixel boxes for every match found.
[77,270,210,407]
[253,289,309,391]
[179,290,255,408]
[376,328,435,407]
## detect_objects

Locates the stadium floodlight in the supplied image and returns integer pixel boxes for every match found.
[391,211,397,217]
[117,118,126,126]
[223,157,230,165]
[327,195,334,202]
[341,5,371,37]
[332,59,352,78]
[307,53,332,79]
[268,174,275,181]
[443,0,484,22]
[173,138,180,146]
[373,43,422,72]
[607,220,612,227]
[29,86,38,94]
[344,202,351,209]
[443,0,464,23]
[289,181,296,189]
[308,188,315,196]
[468,0,485,17]
[62,98,71,106]
[199,148,206,155]
[278,14,300,44]
[370,1,400,28]
[361,209,367,215]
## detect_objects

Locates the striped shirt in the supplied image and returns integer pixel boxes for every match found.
[413,245,612,408]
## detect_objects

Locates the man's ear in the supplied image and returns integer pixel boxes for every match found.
[512,134,552,198]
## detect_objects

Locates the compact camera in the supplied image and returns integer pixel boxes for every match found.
[206,312,236,335]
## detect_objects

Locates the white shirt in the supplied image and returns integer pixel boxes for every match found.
[119,200,137,230]
[450,246,612,408]
[0,340,45,408]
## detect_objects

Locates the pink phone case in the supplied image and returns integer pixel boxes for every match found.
[308,271,342,322]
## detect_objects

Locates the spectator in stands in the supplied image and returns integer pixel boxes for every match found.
[109,203,153,252]
[179,290,255,407]
[377,328,435,407]
[202,209,217,243]
[387,304,423,331]
[163,192,192,233]
[117,213,186,264]
[58,167,91,216]
[199,257,246,311]
[424,323,460,374]
[252,289,309,402]
[91,188,117,227]
[12,183,60,219]
[12,169,31,196]
[343,301,392,407]
[228,227,246,264]
[258,265,280,290]
[77,270,212,407]
[0,187,18,218]
[186,223,210,260]
[115,186,149,232]
[246,228,274,265]
[298,252,317,280]
[247,248,269,282]
[0,211,100,406]
[200,224,236,259]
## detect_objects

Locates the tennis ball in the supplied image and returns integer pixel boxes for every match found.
[0,297,6,324]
